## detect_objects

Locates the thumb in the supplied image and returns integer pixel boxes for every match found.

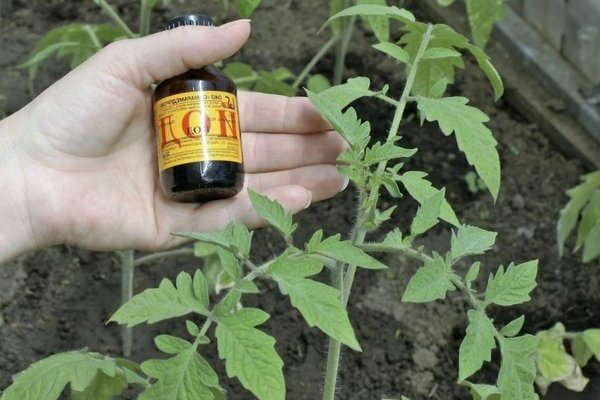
[94,19,251,88]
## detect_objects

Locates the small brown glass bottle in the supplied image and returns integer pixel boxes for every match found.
[153,14,244,203]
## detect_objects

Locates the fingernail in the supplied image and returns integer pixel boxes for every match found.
[233,19,252,24]
[341,177,350,192]
[304,191,312,210]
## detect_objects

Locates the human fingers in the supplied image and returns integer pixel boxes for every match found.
[94,20,251,89]
[238,92,330,134]
[243,164,347,202]
[242,130,347,173]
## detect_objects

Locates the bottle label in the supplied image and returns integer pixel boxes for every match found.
[154,90,243,171]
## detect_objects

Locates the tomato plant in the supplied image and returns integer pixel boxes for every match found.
[1,3,548,400]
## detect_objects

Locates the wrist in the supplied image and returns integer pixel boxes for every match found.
[0,113,47,263]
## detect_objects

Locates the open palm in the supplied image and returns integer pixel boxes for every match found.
[9,21,346,252]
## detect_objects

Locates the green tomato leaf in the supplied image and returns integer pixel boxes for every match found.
[465,262,481,284]
[373,42,410,65]
[306,74,332,93]
[459,309,496,381]
[402,255,455,303]
[194,242,218,258]
[465,0,504,49]
[234,0,262,18]
[1,351,122,400]
[572,334,594,367]
[176,222,253,258]
[71,370,127,400]
[237,278,260,294]
[536,333,574,381]
[21,24,126,82]
[213,290,242,319]
[254,70,296,96]
[582,221,600,262]
[497,335,538,400]
[378,173,403,198]
[109,271,210,327]
[154,335,193,355]
[140,347,220,400]
[217,247,242,284]
[451,225,497,261]
[306,90,371,151]
[248,189,297,241]
[416,96,500,201]
[268,251,324,278]
[268,256,361,351]
[400,23,467,97]
[365,142,416,165]
[576,190,600,250]
[582,329,600,361]
[318,77,374,108]
[192,270,210,311]
[399,171,459,226]
[306,231,387,269]
[465,383,501,400]
[356,0,390,42]
[186,320,200,337]
[484,261,538,306]
[466,44,504,100]
[215,308,285,400]
[224,62,258,90]
[500,315,525,338]
[557,171,600,258]
[422,47,462,59]
[324,5,415,29]
[410,189,444,237]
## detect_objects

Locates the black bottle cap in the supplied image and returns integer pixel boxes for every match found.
[165,14,215,30]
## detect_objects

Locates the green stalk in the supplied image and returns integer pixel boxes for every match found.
[292,35,340,89]
[133,247,195,267]
[333,14,356,85]
[221,0,231,22]
[139,0,152,37]
[96,0,137,38]
[118,250,135,356]
[321,24,433,400]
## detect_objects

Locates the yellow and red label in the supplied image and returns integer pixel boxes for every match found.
[153,90,243,171]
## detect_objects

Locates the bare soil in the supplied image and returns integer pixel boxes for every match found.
[0,1,596,399]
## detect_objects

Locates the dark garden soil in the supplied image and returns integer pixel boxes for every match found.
[0,1,597,399]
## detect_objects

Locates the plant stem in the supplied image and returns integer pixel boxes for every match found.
[139,0,152,37]
[83,25,102,49]
[333,15,356,85]
[375,93,400,107]
[292,35,340,89]
[359,243,434,264]
[133,247,195,267]
[321,24,433,400]
[220,0,231,22]
[118,250,135,357]
[96,0,137,38]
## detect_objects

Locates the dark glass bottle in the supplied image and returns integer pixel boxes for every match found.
[153,14,244,203]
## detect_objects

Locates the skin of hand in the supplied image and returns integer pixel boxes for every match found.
[0,20,348,262]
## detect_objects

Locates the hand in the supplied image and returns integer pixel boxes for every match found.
[0,20,347,261]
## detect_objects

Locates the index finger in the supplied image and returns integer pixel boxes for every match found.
[238,92,331,134]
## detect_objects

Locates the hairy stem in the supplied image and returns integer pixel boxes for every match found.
[118,250,135,356]
[139,0,152,37]
[96,0,137,38]
[292,35,340,89]
[133,247,195,267]
[321,24,433,400]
